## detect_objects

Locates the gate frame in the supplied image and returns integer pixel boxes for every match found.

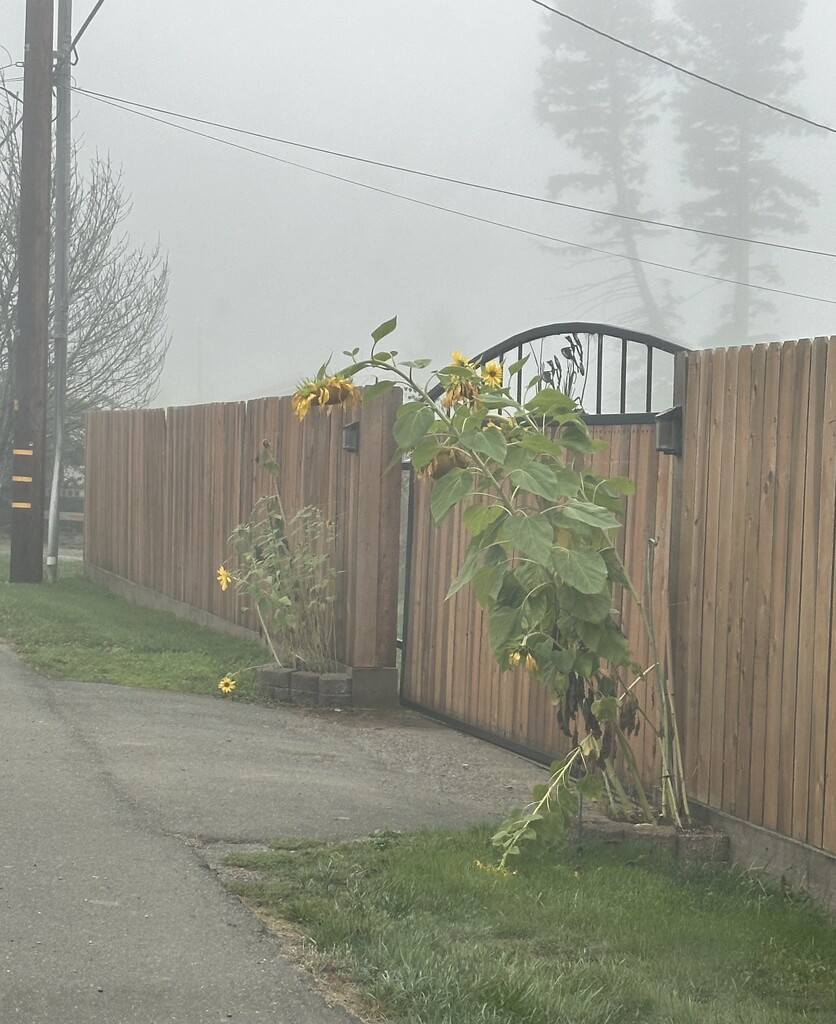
[399,321,687,764]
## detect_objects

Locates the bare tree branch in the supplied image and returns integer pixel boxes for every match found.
[0,80,170,495]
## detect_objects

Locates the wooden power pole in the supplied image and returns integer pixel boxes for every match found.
[10,0,54,583]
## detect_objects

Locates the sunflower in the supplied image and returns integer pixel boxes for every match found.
[293,374,359,420]
[292,391,316,421]
[417,446,470,480]
[216,565,232,591]
[451,349,471,367]
[509,649,537,672]
[482,360,503,388]
[321,375,360,412]
[441,378,480,409]
[218,676,236,694]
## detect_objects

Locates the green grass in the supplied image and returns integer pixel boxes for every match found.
[0,555,267,696]
[222,827,836,1024]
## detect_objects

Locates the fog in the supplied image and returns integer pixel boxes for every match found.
[2,0,835,407]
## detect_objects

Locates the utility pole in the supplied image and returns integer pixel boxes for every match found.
[46,0,72,584]
[10,0,54,583]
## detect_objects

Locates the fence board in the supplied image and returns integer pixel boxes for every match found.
[683,352,713,800]
[761,343,796,831]
[86,390,401,674]
[748,344,782,825]
[87,337,836,858]
[792,340,828,842]
[809,339,836,848]
[400,418,666,775]
[777,340,812,836]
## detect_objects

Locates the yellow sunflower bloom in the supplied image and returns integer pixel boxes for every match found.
[292,392,315,421]
[324,376,360,411]
[509,649,537,672]
[217,565,231,591]
[451,349,470,367]
[218,676,236,694]
[482,360,503,388]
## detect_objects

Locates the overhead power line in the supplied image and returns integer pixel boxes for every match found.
[71,0,108,54]
[72,86,836,261]
[528,0,836,136]
[73,87,836,308]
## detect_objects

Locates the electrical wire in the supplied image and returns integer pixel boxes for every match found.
[74,88,836,307]
[71,0,109,54]
[72,86,836,261]
[528,0,836,135]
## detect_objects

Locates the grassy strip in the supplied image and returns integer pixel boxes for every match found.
[0,556,267,696]
[223,827,836,1024]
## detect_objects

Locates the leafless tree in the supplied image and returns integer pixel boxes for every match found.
[0,85,169,494]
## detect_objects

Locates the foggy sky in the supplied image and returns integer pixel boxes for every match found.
[2,0,835,408]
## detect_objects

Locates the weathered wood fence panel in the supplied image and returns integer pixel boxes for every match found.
[401,336,836,858]
[85,389,402,672]
[85,336,836,859]
[402,422,671,787]
[673,337,836,854]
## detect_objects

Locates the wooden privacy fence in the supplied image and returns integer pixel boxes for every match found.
[85,389,402,676]
[401,334,836,859]
[401,421,674,792]
[84,334,836,861]
[674,337,836,854]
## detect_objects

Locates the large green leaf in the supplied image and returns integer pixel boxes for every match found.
[371,316,398,343]
[576,774,604,801]
[558,420,602,453]
[503,446,536,471]
[362,379,396,402]
[518,433,566,459]
[590,694,619,724]
[488,605,523,657]
[509,462,560,501]
[577,619,630,664]
[556,584,612,623]
[469,428,508,464]
[524,387,578,418]
[394,402,434,450]
[499,515,554,563]
[446,545,484,599]
[560,499,621,532]
[462,502,507,536]
[410,436,444,470]
[552,547,608,594]
[554,468,583,496]
[430,468,472,523]
[604,475,636,496]
[472,557,506,607]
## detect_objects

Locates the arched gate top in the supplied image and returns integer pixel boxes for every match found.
[432,322,687,422]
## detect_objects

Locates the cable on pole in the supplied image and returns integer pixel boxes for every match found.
[74,88,836,307]
[71,86,836,261]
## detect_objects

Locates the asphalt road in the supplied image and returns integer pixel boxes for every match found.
[0,644,544,1023]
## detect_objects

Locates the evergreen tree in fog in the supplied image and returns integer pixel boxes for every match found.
[535,2,678,339]
[672,0,816,344]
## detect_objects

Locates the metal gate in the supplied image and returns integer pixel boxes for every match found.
[399,323,686,772]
